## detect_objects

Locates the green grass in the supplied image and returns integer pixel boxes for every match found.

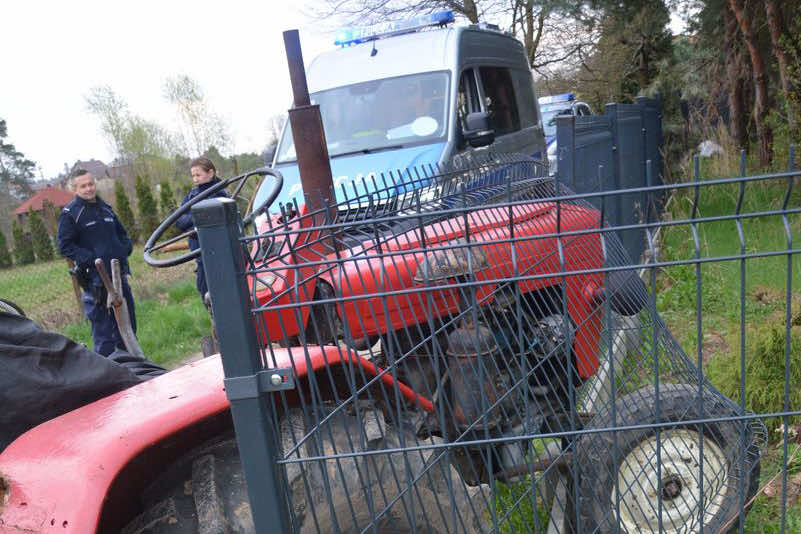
[656,177,801,355]
[0,245,204,367]
[655,164,801,531]
[706,325,801,435]
[494,476,552,533]
[0,245,196,329]
[741,445,801,533]
[60,281,210,368]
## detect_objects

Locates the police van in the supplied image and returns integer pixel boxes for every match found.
[538,92,593,174]
[258,11,547,209]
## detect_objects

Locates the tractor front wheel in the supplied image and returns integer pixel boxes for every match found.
[575,383,762,534]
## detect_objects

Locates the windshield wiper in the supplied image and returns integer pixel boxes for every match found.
[332,144,405,158]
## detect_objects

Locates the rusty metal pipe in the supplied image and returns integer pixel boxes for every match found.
[494,452,573,482]
[283,30,311,108]
[282,30,338,248]
[94,258,145,359]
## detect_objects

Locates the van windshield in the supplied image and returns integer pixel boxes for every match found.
[275,71,449,164]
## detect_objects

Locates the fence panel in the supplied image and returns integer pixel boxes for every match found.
[557,98,664,264]
[198,150,799,533]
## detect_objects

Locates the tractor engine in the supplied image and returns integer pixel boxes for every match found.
[391,285,576,441]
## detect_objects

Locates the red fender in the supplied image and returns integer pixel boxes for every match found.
[0,347,422,533]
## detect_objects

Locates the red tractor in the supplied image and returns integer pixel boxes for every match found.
[0,158,763,533]
[0,37,762,534]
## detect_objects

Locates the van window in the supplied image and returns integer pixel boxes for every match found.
[511,69,538,128]
[478,67,520,136]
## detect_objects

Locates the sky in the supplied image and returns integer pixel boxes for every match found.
[2,0,333,178]
[3,2,688,179]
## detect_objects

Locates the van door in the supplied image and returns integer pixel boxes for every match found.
[455,68,482,149]
[476,66,545,162]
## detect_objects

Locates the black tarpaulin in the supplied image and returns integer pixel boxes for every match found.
[0,311,165,451]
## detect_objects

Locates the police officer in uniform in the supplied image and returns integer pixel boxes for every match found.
[176,157,228,303]
[58,169,136,356]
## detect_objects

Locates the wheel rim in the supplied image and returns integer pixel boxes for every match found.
[614,428,729,533]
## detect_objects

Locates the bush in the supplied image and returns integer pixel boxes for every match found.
[11,220,34,265]
[159,180,177,218]
[135,175,159,240]
[114,181,138,243]
[707,323,801,437]
[0,229,12,268]
[28,207,54,261]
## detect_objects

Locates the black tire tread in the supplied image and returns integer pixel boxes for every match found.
[123,406,488,533]
[121,437,252,534]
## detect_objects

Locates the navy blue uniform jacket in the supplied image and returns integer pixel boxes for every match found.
[175,178,228,252]
[57,195,133,285]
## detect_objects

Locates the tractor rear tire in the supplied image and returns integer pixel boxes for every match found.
[575,383,762,534]
[122,406,489,533]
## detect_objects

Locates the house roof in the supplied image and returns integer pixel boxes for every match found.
[13,187,75,215]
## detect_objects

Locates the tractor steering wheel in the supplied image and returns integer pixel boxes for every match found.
[144,167,284,268]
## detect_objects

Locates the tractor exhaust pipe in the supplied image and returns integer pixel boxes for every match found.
[282,30,337,235]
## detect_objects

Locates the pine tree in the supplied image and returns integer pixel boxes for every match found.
[28,207,54,261]
[135,175,159,239]
[159,179,181,240]
[114,180,138,243]
[159,180,177,217]
[0,229,12,268]
[11,219,34,265]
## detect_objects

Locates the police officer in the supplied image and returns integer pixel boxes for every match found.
[58,169,136,356]
[175,157,228,303]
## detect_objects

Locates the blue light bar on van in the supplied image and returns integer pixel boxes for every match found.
[538,93,575,105]
[334,11,455,46]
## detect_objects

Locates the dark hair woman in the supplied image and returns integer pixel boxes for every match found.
[175,157,228,303]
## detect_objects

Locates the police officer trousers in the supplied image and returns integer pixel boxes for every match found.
[82,279,137,357]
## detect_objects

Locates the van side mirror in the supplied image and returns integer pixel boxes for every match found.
[463,111,495,148]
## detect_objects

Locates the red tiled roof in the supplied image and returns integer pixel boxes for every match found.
[13,187,75,215]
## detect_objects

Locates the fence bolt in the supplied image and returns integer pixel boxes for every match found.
[270,374,283,387]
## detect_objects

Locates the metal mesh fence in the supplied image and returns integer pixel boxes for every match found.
[197,151,799,533]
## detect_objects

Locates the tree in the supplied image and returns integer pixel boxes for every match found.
[0,119,35,197]
[85,86,131,158]
[28,207,54,262]
[764,0,800,133]
[0,119,36,238]
[41,199,58,235]
[0,229,12,268]
[159,180,177,217]
[135,176,159,240]
[314,0,595,71]
[728,0,773,166]
[722,2,750,149]
[86,86,180,179]
[12,220,34,265]
[163,74,231,156]
[114,181,139,244]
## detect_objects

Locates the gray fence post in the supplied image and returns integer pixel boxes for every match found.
[193,197,291,533]
[604,103,623,230]
[556,114,576,188]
